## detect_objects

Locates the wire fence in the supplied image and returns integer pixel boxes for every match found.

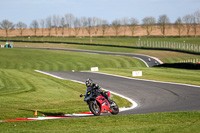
[136,40,200,53]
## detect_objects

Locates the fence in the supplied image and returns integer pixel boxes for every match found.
[179,58,200,63]
[136,40,200,53]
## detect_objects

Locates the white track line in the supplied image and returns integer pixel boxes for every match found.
[34,70,138,112]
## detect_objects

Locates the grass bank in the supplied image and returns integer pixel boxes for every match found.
[100,67,200,86]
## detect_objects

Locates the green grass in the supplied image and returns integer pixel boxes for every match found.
[100,67,200,86]
[0,48,146,71]
[0,112,199,133]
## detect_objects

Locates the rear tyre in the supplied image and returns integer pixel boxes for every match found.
[110,101,119,115]
[89,101,101,116]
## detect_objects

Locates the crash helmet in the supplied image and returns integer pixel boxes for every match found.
[85,78,93,87]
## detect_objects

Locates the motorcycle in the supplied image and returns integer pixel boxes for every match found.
[80,89,119,116]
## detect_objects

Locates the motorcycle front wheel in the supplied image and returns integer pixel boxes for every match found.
[89,101,101,116]
[110,101,119,115]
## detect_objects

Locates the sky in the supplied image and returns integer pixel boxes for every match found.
[1,0,200,25]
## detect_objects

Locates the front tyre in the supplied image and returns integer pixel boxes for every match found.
[89,101,101,116]
[110,101,119,115]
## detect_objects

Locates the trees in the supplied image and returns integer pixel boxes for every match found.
[74,18,81,36]
[40,19,45,36]
[60,17,66,36]
[30,20,39,36]
[16,22,27,36]
[112,19,121,36]
[92,17,101,36]
[46,16,52,36]
[193,11,200,37]
[0,20,14,37]
[157,15,170,37]
[121,17,129,36]
[53,15,60,36]
[174,17,184,37]
[65,13,75,36]
[85,17,93,36]
[142,17,156,36]
[2,11,200,37]
[80,17,88,36]
[182,14,193,35]
[101,20,109,36]
[129,17,139,36]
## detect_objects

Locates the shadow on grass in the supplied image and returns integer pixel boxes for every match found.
[19,109,65,116]
[154,63,200,70]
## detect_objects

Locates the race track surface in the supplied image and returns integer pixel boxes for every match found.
[43,71,200,114]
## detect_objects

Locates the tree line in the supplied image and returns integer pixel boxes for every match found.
[0,10,200,37]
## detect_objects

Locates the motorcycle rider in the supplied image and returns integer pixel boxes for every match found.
[85,78,114,107]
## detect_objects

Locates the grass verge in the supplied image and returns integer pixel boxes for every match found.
[100,67,200,86]
[0,111,199,133]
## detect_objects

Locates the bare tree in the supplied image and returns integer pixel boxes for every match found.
[142,17,156,36]
[30,20,39,36]
[60,17,66,36]
[101,20,109,36]
[85,17,93,36]
[80,17,88,36]
[0,20,14,37]
[157,14,170,37]
[65,13,75,36]
[74,18,81,36]
[182,14,193,35]
[174,17,184,37]
[193,11,200,37]
[112,19,121,36]
[16,22,27,36]
[129,17,139,36]
[53,15,60,36]
[40,19,45,36]
[46,16,52,36]
[194,10,200,28]
[92,17,101,36]
[121,17,129,36]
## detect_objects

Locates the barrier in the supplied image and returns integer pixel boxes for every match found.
[1,45,4,48]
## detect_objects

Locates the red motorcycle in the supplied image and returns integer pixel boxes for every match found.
[80,89,119,116]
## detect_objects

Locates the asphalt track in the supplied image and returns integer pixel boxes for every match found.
[43,71,200,114]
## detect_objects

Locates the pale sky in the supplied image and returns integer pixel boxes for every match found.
[1,0,200,25]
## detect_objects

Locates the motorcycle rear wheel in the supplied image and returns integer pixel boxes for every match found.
[89,101,101,116]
